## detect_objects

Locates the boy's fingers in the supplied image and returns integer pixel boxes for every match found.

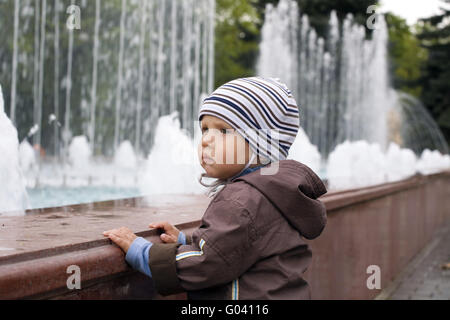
[150,221,167,228]
[108,233,125,246]
[104,227,122,235]
[149,221,170,230]
[148,222,161,228]
[161,233,169,239]
[160,233,176,243]
[106,232,117,239]
[104,231,122,241]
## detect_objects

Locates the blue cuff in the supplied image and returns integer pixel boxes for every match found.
[178,231,186,245]
[125,237,153,277]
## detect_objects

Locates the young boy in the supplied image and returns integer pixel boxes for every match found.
[104,77,327,299]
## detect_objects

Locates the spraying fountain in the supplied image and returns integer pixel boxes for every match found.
[1,0,448,211]
[257,0,450,189]
[0,85,29,215]
[257,0,448,158]
[3,0,215,160]
[0,0,216,209]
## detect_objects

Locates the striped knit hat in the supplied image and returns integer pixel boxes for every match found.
[198,77,300,162]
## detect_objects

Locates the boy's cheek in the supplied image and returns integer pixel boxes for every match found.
[197,144,202,162]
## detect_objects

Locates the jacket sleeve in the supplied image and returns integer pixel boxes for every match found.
[148,199,259,296]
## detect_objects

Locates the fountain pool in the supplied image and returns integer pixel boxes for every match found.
[26,186,143,211]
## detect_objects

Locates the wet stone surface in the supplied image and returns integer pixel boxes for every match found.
[0,194,211,258]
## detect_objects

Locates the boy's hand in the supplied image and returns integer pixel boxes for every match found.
[103,227,138,253]
[149,221,180,244]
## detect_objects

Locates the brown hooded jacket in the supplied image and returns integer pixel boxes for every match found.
[148,160,327,300]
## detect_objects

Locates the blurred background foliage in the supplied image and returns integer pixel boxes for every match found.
[417,0,450,149]
[215,0,450,147]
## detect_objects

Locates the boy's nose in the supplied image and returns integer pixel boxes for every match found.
[201,133,214,147]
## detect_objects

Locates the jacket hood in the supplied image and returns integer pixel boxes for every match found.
[232,160,328,240]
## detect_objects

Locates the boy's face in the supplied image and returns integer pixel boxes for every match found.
[198,115,256,180]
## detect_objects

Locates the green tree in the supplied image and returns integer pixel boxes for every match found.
[385,13,427,97]
[417,0,450,148]
[214,0,261,88]
[295,0,378,38]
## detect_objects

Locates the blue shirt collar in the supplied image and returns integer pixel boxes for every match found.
[232,164,268,181]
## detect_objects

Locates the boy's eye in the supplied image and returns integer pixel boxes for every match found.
[221,128,235,134]
[202,128,231,134]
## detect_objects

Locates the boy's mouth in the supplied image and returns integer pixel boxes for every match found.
[202,154,215,165]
